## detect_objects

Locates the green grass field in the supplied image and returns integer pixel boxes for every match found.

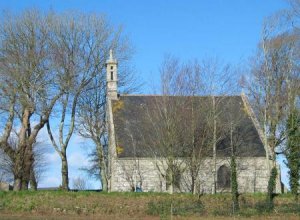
[0,191,299,219]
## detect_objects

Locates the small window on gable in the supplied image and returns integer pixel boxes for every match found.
[111,72,113,80]
[111,66,113,70]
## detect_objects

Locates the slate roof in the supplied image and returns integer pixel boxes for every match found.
[112,95,266,158]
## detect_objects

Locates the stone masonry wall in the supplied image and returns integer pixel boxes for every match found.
[111,157,279,193]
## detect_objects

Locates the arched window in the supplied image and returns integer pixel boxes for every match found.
[111,72,114,80]
[217,165,231,189]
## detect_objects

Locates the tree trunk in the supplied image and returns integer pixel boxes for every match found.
[30,165,38,190]
[166,168,174,194]
[21,144,34,190]
[212,96,217,194]
[231,157,239,212]
[191,165,197,194]
[167,183,174,194]
[100,162,108,192]
[96,143,108,191]
[60,151,69,190]
[13,177,22,191]
[266,132,278,210]
[13,108,32,191]
[21,178,29,190]
[191,175,196,194]
[230,123,239,212]
[13,146,26,191]
[267,166,278,210]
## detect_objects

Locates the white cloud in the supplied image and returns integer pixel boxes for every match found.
[39,176,61,188]
[68,151,90,169]
[45,151,60,164]
[69,134,86,146]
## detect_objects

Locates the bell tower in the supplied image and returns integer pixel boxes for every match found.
[106,49,118,100]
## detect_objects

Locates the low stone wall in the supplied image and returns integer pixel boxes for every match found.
[111,157,281,194]
[0,182,13,191]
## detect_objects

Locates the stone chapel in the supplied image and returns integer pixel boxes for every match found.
[106,51,282,193]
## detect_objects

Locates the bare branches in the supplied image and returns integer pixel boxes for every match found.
[133,56,238,194]
[246,11,300,155]
[0,9,134,191]
[43,11,131,190]
[243,2,300,200]
[72,176,89,190]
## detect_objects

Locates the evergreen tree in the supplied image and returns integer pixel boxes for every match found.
[231,156,239,212]
[285,109,300,199]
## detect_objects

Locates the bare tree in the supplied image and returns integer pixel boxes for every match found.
[244,7,300,206]
[0,10,130,191]
[0,137,49,189]
[220,98,249,212]
[0,10,67,191]
[75,47,136,191]
[0,149,14,184]
[138,56,237,194]
[76,77,108,191]
[72,176,89,190]
[184,59,237,194]
[45,12,126,191]
[31,140,50,189]
[144,97,188,194]
[161,57,211,194]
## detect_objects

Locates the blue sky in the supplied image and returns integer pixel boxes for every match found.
[0,0,290,90]
[0,0,291,188]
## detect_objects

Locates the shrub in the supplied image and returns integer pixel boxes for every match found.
[212,209,231,216]
[278,203,300,214]
[255,201,274,214]
[237,208,258,217]
[147,198,204,218]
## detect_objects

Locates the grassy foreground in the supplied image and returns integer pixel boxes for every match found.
[0,191,299,219]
